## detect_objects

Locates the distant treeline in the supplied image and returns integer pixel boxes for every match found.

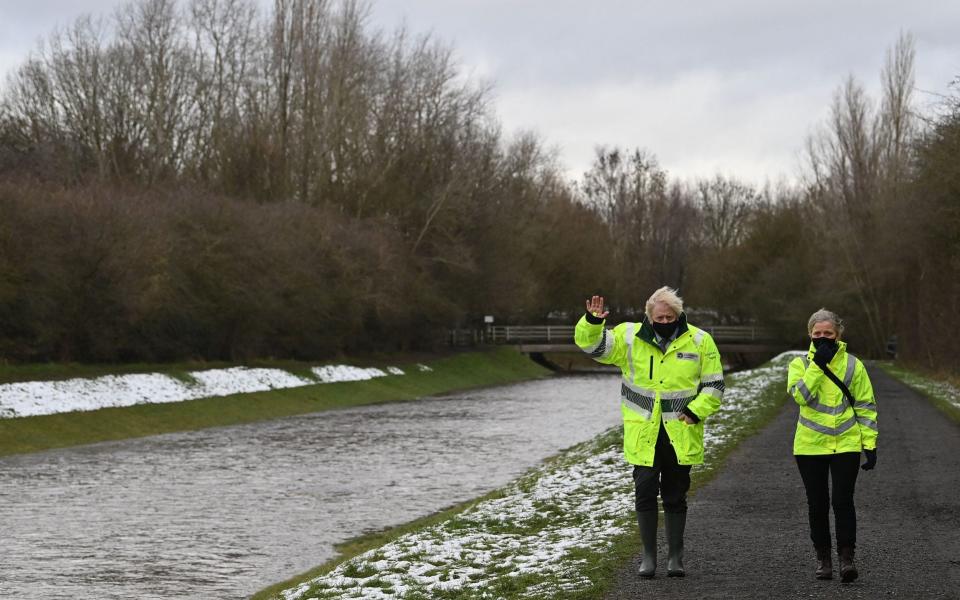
[0,1,957,370]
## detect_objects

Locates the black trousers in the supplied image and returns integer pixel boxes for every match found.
[633,423,692,514]
[795,452,860,549]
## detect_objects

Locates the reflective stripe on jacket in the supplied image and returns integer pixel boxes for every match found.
[575,312,724,466]
[786,341,878,455]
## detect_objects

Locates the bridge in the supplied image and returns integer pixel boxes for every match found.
[451,325,785,351]
[448,324,793,370]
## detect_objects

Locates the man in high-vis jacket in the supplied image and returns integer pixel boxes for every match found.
[787,308,878,583]
[575,286,723,579]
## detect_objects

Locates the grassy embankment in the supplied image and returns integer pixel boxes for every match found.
[878,361,960,423]
[0,348,550,458]
[255,354,794,600]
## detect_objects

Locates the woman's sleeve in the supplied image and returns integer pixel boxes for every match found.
[787,355,825,407]
[851,360,878,449]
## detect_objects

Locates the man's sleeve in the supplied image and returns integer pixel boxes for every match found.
[574,313,626,368]
[688,332,723,421]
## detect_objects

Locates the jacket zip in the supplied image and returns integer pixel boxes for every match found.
[649,356,654,379]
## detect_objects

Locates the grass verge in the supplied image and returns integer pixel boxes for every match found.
[257,354,794,600]
[0,348,549,458]
[876,361,960,424]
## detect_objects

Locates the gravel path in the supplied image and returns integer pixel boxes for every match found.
[604,366,960,599]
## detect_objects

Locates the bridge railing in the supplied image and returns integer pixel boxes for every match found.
[701,325,779,342]
[487,326,575,343]
[463,324,778,344]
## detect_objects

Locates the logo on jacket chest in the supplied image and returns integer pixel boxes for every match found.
[676,352,699,362]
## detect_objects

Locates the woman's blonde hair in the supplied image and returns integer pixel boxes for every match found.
[645,286,684,319]
[807,308,845,336]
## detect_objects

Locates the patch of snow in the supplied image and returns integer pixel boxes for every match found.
[772,350,807,361]
[190,368,310,397]
[890,368,960,411]
[0,363,412,419]
[0,373,196,419]
[311,366,388,383]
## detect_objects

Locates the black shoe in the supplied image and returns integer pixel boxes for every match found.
[838,546,858,583]
[815,546,833,580]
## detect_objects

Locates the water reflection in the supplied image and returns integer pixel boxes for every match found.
[0,374,621,600]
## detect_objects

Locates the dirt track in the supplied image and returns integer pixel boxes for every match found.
[604,367,960,600]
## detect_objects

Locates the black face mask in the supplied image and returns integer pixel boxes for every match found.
[652,320,679,339]
[812,337,838,350]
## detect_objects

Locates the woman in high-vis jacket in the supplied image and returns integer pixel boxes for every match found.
[787,308,878,583]
[575,286,723,578]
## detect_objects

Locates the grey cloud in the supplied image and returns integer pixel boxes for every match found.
[370,0,960,87]
[0,0,132,79]
[2,0,958,182]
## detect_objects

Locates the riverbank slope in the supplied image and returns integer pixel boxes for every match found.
[0,348,550,457]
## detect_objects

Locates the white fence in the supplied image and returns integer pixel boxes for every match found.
[447,324,778,346]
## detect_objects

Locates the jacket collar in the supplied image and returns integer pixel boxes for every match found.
[638,312,689,348]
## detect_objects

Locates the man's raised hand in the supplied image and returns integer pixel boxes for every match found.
[586,295,609,319]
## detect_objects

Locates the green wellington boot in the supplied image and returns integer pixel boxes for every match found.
[664,511,686,577]
[637,510,658,578]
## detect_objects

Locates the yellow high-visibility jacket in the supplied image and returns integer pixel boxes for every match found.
[786,341,878,455]
[575,312,724,466]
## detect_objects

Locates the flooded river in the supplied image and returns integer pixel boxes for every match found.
[0,374,622,599]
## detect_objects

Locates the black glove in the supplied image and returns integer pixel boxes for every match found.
[861,448,877,471]
[812,340,838,368]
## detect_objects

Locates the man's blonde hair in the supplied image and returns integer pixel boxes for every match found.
[645,286,683,319]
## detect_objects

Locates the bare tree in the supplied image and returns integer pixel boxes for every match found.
[878,32,916,186]
[114,0,195,182]
[803,34,918,355]
[695,175,756,250]
[580,148,697,309]
[186,0,258,181]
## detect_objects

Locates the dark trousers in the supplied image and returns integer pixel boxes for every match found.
[795,452,860,549]
[633,423,692,514]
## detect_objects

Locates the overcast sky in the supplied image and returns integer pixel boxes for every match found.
[2,1,959,185]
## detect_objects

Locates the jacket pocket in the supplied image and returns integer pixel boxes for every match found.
[624,418,655,450]
[676,421,704,459]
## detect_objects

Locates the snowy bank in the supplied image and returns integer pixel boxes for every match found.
[0,363,434,419]
[882,364,960,412]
